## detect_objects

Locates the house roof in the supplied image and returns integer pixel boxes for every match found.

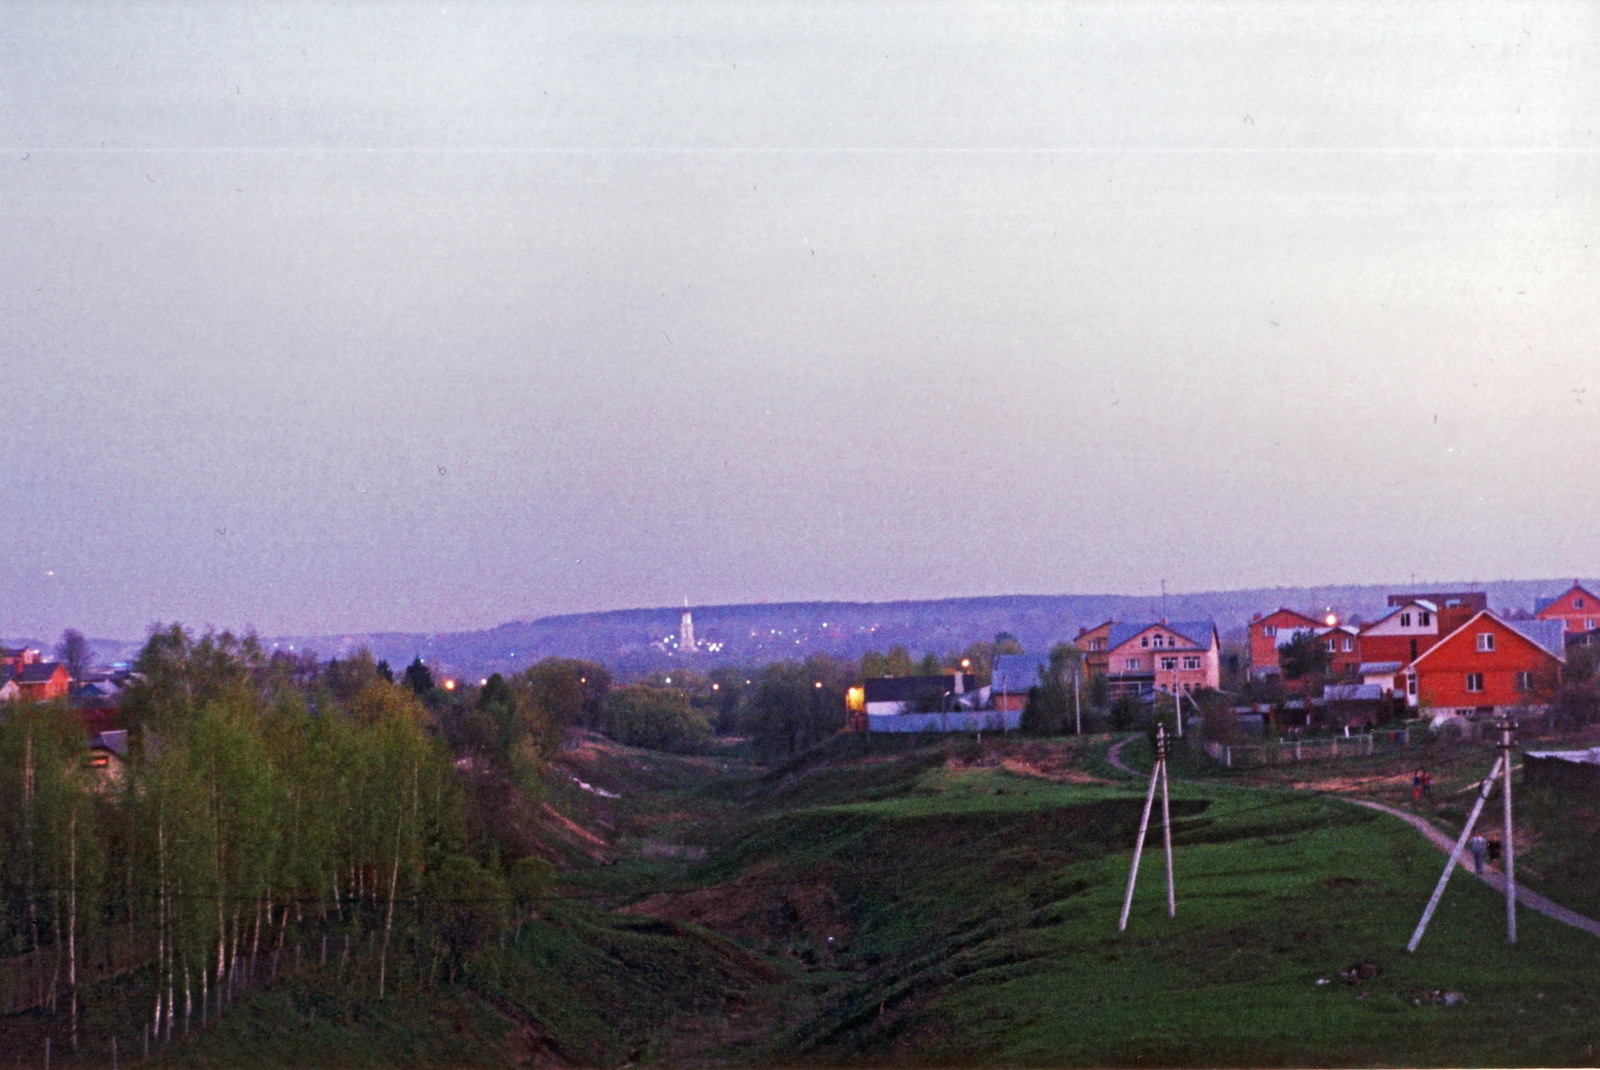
[1107,620,1217,652]
[1524,747,1600,765]
[1325,683,1384,702]
[1254,608,1319,628]
[15,661,67,683]
[1411,610,1566,668]
[863,674,975,703]
[992,654,1050,693]
[1359,661,1405,675]
[1507,619,1568,659]
[1537,582,1599,615]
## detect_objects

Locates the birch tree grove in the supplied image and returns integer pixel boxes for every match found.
[0,625,476,1049]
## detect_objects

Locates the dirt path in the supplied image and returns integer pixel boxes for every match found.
[1107,734,1600,940]
[1347,798,1600,939]
[1105,735,1141,776]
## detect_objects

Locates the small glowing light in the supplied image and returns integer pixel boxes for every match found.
[814,681,822,688]
[711,683,719,690]
[443,679,457,690]
[665,676,672,684]
[961,659,971,669]
[1325,614,1338,627]
[479,678,488,686]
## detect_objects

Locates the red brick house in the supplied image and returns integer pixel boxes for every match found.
[11,661,71,702]
[1317,625,1362,679]
[1247,609,1321,679]
[1357,598,1477,668]
[1405,611,1565,719]
[1536,582,1600,635]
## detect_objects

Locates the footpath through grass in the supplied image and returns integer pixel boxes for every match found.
[687,740,1600,1067]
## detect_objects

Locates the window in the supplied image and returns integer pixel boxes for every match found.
[1400,612,1412,627]
[1515,671,1533,692]
[1587,619,1596,630]
[1183,656,1201,670]
[1465,672,1484,692]
[1419,611,1431,626]
[1325,638,1338,652]
[1577,597,1586,608]
[1476,632,1495,652]
[1342,637,1353,652]
[1125,658,1141,671]
[1407,675,1417,696]
[1153,635,1165,648]
[1089,639,1105,651]
[1140,637,1149,648]
[1160,657,1177,670]
[1263,625,1278,638]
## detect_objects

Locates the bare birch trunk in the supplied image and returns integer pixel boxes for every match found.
[68,810,78,1052]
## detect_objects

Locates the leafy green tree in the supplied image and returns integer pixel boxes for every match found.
[603,685,713,753]
[744,658,850,759]
[1277,629,1330,681]
[993,632,1024,656]
[861,645,917,679]
[402,656,435,696]
[1021,643,1082,735]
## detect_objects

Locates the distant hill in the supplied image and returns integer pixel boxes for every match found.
[240,577,1590,680]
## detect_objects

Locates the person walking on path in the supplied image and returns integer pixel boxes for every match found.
[1469,833,1487,875]
[1421,770,1434,803]
[1412,769,1423,802]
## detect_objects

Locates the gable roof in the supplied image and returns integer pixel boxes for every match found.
[992,654,1050,693]
[1536,582,1599,615]
[1507,619,1568,659]
[16,661,68,683]
[1411,610,1566,668]
[1107,620,1217,652]
[1359,599,1439,633]
[1254,608,1320,628]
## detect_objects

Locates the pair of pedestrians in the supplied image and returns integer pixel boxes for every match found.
[1411,769,1434,803]
[1467,834,1501,875]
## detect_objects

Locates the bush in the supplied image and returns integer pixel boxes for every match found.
[602,685,713,753]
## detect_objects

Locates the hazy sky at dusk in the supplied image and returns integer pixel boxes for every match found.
[3,2,1597,639]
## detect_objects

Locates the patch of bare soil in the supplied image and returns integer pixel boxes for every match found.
[622,861,851,945]
[539,802,613,861]
[962,738,1111,783]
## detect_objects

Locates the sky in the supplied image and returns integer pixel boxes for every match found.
[2,1,1597,640]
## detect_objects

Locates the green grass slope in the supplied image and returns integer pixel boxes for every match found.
[669,752,1600,1067]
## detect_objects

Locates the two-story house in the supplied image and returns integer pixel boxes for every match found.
[1536,582,1600,635]
[1103,620,1220,698]
[1405,612,1565,718]
[1247,609,1321,679]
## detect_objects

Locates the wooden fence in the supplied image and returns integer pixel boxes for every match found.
[1201,727,1422,769]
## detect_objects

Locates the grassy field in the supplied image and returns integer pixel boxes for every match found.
[674,742,1600,1067]
[14,732,1599,1067]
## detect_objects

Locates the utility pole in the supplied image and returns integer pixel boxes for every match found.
[1405,720,1518,953]
[1073,665,1082,735]
[1500,717,1518,944]
[1118,724,1175,931]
